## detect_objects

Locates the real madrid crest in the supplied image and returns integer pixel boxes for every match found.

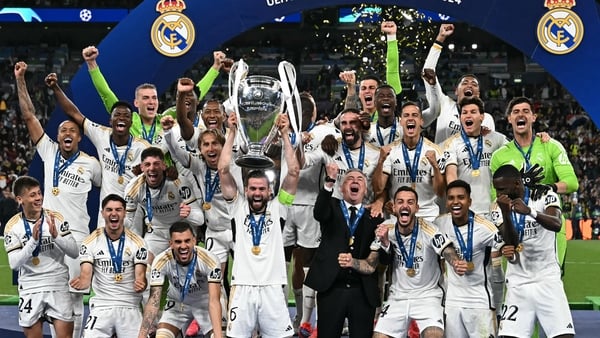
[151,0,195,57]
[536,0,584,55]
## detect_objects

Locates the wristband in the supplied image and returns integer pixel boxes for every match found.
[325,175,336,183]
[386,34,397,42]
[434,40,446,47]
[529,208,538,219]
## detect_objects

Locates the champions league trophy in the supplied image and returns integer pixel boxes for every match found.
[229,59,302,168]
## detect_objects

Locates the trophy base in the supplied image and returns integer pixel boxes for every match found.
[235,154,275,169]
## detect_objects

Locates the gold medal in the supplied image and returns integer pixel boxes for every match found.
[348,236,354,246]
[516,243,524,252]
[406,268,416,277]
[32,257,40,266]
[51,187,60,196]
[203,202,212,210]
[467,261,475,271]
[114,273,123,282]
[472,169,480,177]
[251,246,261,255]
[118,176,124,184]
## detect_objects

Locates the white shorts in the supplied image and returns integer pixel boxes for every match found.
[205,228,234,264]
[159,297,214,335]
[82,306,142,338]
[498,279,575,337]
[282,205,321,248]
[374,296,444,337]
[18,290,73,328]
[145,230,171,257]
[444,305,496,338]
[226,285,293,338]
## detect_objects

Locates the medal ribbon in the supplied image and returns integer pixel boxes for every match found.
[513,134,536,170]
[141,118,157,143]
[376,119,397,146]
[23,211,44,257]
[110,135,132,177]
[453,211,474,262]
[339,201,365,239]
[341,141,365,171]
[53,150,80,189]
[176,249,197,304]
[510,187,531,244]
[460,129,483,172]
[145,180,164,224]
[105,229,125,274]
[204,168,220,203]
[249,213,266,247]
[401,136,424,185]
[394,219,419,269]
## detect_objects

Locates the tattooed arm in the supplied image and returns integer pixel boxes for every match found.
[339,251,380,275]
[441,244,467,276]
[137,285,162,338]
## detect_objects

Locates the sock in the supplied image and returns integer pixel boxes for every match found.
[301,284,316,324]
[71,293,84,338]
[491,256,505,317]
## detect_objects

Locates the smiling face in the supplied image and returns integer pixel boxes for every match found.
[245,176,271,213]
[375,86,397,120]
[57,120,82,155]
[339,111,362,148]
[134,86,159,122]
[455,76,480,102]
[507,102,536,137]
[16,185,43,216]
[460,103,484,136]
[400,104,423,138]
[169,229,196,265]
[359,79,378,112]
[110,106,133,136]
[446,186,471,223]
[141,155,166,188]
[392,189,419,229]
[340,170,367,205]
[201,100,225,130]
[199,132,223,169]
[101,199,126,233]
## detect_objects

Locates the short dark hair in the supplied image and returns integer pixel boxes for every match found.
[446,179,471,195]
[13,176,40,197]
[169,221,196,237]
[375,84,396,96]
[458,96,485,114]
[202,98,223,113]
[110,100,134,114]
[456,74,479,87]
[102,194,126,209]
[506,96,533,116]
[244,169,269,186]
[393,186,418,202]
[360,74,382,85]
[141,146,165,162]
[493,164,521,181]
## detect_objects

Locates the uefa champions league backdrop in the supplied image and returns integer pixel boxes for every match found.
[32,0,600,227]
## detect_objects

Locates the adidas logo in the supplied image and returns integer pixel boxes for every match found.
[393,158,402,164]
[97,250,105,256]
[567,323,573,329]
[334,156,342,161]
[286,325,293,331]
[104,147,110,153]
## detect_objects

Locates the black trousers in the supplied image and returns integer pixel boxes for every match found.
[316,285,376,337]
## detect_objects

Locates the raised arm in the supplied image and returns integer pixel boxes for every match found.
[45,73,86,127]
[82,46,120,114]
[196,51,231,101]
[14,61,44,143]
[279,114,300,196]
[176,78,196,141]
[382,21,402,94]
[217,113,239,200]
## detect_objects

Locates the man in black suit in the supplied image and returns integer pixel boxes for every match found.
[304,163,386,337]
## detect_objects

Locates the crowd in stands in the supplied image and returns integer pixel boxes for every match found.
[1,39,599,232]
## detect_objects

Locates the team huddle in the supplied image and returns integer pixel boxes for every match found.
[3,22,577,338]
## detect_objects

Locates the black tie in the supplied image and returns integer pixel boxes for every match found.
[349,206,357,225]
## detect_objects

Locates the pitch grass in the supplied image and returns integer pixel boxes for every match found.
[1,239,599,304]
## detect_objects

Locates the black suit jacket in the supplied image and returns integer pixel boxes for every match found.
[304,187,384,308]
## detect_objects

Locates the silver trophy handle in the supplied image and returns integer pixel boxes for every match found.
[278,61,302,148]
[229,59,249,150]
